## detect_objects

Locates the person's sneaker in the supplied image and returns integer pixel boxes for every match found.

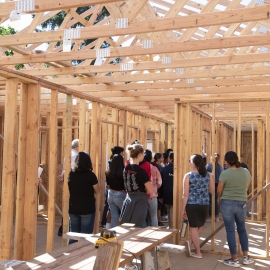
[215,217,220,223]
[205,218,211,223]
[124,264,138,270]
[161,215,168,222]
[223,258,240,267]
[243,256,254,265]
[158,221,165,227]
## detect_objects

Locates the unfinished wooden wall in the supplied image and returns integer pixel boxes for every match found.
[0,79,172,261]
[173,104,211,244]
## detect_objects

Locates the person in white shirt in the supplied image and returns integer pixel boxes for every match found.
[57,139,79,236]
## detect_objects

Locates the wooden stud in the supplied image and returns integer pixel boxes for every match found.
[266,102,270,258]
[155,121,160,153]
[251,120,255,221]
[14,83,28,260]
[257,119,264,221]
[46,90,58,253]
[237,102,241,157]
[233,120,236,152]
[0,78,18,260]
[112,108,118,147]
[100,105,108,224]
[119,110,127,149]
[62,94,72,247]
[140,116,146,148]
[211,103,215,251]
[74,119,79,139]
[22,83,40,260]
[85,110,90,153]
[168,124,172,150]
[79,98,86,151]
[173,103,180,244]
[91,102,101,234]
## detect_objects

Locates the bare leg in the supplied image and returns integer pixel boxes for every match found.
[190,227,202,256]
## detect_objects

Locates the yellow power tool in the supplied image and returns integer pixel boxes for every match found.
[94,229,117,248]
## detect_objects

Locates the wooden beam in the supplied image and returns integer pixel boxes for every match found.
[2,34,270,64]
[177,95,270,103]
[0,78,18,260]
[22,83,40,260]
[0,0,121,16]
[1,5,269,45]
[19,52,270,76]
[62,94,72,247]
[14,83,28,260]
[46,89,58,252]
[44,68,270,85]
[86,86,270,99]
[73,77,270,92]
[0,67,172,124]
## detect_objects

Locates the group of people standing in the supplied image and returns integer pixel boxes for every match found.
[60,138,254,269]
[182,151,254,268]
[64,139,174,270]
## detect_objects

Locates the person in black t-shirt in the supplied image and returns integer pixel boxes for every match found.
[120,144,153,270]
[120,144,153,226]
[68,152,100,244]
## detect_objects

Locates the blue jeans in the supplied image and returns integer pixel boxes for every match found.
[107,189,126,228]
[220,199,248,255]
[69,212,95,244]
[148,198,158,226]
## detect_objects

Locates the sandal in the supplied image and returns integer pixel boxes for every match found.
[191,252,202,259]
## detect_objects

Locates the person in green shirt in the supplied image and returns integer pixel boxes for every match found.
[217,151,254,268]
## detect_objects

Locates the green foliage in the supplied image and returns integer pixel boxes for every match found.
[0,26,24,70]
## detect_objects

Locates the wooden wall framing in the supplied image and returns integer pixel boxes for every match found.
[174,99,270,259]
[0,70,173,261]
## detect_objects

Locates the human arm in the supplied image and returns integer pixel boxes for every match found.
[144,181,153,199]
[182,174,189,217]
[217,182,224,202]
[37,177,42,186]
[156,169,162,189]
[93,184,100,194]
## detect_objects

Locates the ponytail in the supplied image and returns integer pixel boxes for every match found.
[235,161,241,168]
[190,154,206,177]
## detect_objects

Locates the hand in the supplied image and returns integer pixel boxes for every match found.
[37,177,42,186]
[182,209,187,218]
[158,198,163,203]
[57,174,64,182]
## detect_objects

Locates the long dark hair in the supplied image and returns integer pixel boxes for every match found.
[169,152,174,163]
[107,154,124,179]
[144,149,152,162]
[224,151,241,168]
[72,152,93,172]
[154,153,162,162]
[191,154,206,177]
